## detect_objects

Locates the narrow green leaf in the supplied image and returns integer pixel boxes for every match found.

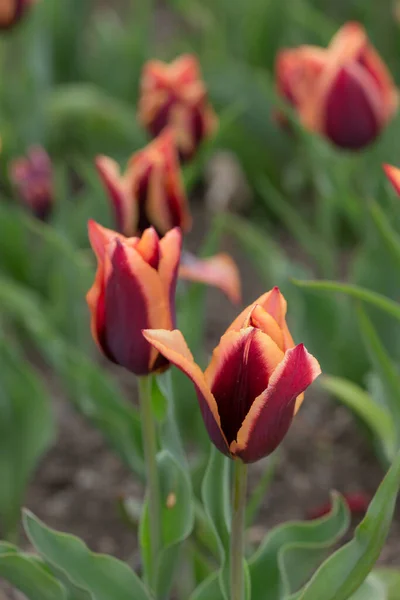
[23,510,151,600]
[368,199,400,270]
[0,551,66,600]
[320,375,396,461]
[356,306,400,447]
[249,493,349,600]
[292,279,400,323]
[0,340,55,540]
[296,450,400,600]
[189,572,224,600]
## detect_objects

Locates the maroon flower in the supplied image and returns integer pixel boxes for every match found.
[143,288,321,463]
[0,0,36,30]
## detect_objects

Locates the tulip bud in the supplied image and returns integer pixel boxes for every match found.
[143,287,320,463]
[0,0,35,30]
[96,128,192,237]
[138,54,218,162]
[86,220,182,376]
[9,146,54,220]
[276,22,398,150]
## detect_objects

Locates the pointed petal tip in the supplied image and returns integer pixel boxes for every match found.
[383,164,400,196]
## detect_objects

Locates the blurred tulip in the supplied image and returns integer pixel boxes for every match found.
[276,22,398,150]
[87,220,182,376]
[383,163,400,195]
[307,492,371,520]
[138,54,218,161]
[9,146,53,220]
[96,128,191,237]
[144,287,320,462]
[0,0,35,29]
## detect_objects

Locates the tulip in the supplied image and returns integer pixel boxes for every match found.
[276,22,398,150]
[9,146,54,220]
[0,0,35,29]
[138,54,218,161]
[143,287,320,463]
[96,128,191,238]
[86,220,182,376]
[383,163,400,196]
[307,492,370,520]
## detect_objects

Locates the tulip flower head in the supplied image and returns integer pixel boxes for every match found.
[276,22,398,150]
[87,220,182,376]
[138,54,218,161]
[96,128,192,238]
[383,163,400,196]
[9,146,54,220]
[144,287,321,462]
[0,0,35,29]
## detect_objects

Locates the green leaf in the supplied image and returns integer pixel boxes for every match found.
[0,340,55,540]
[190,572,224,600]
[23,510,152,600]
[347,573,387,600]
[249,493,349,600]
[245,454,278,527]
[319,375,396,462]
[292,279,400,324]
[356,306,400,447]
[0,550,66,600]
[140,450,194,599]
[295,449,400,600]
[368,199,400,271]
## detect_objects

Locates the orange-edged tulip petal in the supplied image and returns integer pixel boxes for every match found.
[159,227,182,327]
[142,328,230,455]
[384,164,400,196]
[178,251,241,304]
[0,0,34,29]
[204,328,284,445]
[95,156,136,237]
[232,344,321,462]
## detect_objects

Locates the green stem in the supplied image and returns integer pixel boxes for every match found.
[230,460,248,600]
[138,375,160,590]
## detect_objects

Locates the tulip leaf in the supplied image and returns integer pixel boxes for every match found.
[319,375,396,462]
[0,339,55,541]
[356,306,400,447]
[347,574,387,600]
[23,510,152,600]
[246,454,278,527]
[292,449,400,600]
[368,199,400,271]
[139,449,194,599]
[189,572,223,600]
[249,493,349,600]
[0,547,66,600]
[292,279,400,324]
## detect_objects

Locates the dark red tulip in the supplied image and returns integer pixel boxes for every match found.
[9,146,54,220]
[276,22,398,150]
[0,0,35,29]
[138,54,218,162]
[87,220,182,376]
[143,287,321,463]
[307,492,371,520]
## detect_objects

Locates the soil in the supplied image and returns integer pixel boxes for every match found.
[1,201,399,600]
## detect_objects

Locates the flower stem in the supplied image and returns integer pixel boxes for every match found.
[230,459,248,600]
[138,375,161,590]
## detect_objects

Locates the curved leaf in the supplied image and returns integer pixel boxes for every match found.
[190,572,223,600]
[292,280,400,323]
[295,449,400,600]
[249,493,349,600]
[0,551,66,600]
[320,375,396,461]
[374,567,400,600]
[368,199,400,271]
[23,510,151,600]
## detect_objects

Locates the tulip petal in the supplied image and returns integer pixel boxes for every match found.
[103,241,169,374]
[179,251,241,304]
[142,329,230,455]
[87,219,128,264]
[247,304,284,351]
[384,164,400,196]
[204,328,284,445]
[276,46,327,109]
[232,344,321,462]
[96,156,136,236]
[135,227,160,269]
[159,228,182,328]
